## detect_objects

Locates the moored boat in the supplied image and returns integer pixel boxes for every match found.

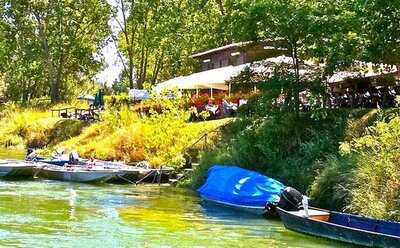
[35,164,118,183]
[277,207,400,248]
[197,165,285,215]
[27,150,156,183]
[0,160,37,179]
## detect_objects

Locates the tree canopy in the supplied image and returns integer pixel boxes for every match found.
[0,0,398,102]
[0,0,111,103]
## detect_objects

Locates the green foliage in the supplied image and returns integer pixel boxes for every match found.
[356,0,400,65]
[192,109,361,191]
[104,93,131,109]
[0,108,86,149]
[0,0,111,103]
[115,0,225,88]
[345,117,400,221]
[309,156,354,210]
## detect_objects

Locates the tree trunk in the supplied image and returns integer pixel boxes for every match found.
[52,51,65,102]
[34,12,57,103]
[290,41,301,116]
[215,0,225,15]
[151,52,164,84]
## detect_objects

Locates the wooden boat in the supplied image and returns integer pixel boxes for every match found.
[0,160,37,179]
[277,207,400,248]
[35,165,118,183]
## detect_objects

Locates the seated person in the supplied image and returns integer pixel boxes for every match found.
[222,99,237,116]
[69,151,80,165]
[205,100,219,115]
[26,148,37,161]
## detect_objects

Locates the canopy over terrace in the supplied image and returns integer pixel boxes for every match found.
[327,63,398,92]
[154,56,305,96]
[154,64,249,96]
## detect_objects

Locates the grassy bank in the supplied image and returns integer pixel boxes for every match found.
[0,103,229,169]
[0,107,87,149]
[58,107,229,168]
[1,100,399,221]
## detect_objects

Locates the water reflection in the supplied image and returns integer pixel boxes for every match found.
[68,188,77,220]
[0,158,354,248]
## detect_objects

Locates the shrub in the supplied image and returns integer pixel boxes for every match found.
[309,156,354,210]
[192,109,376,193]
[0,109,59,149]
[345,117,400,221]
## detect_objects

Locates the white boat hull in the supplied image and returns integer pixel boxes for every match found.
[37,167,117,183]
[0,160,36,178]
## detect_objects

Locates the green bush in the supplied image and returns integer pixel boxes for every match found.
[192,110,350,191]
[345,117,400,221]
[309,156,354,210]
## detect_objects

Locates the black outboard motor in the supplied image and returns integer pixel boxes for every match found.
[278,187,303,211]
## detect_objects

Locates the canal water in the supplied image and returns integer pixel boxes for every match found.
[0,150,353,247]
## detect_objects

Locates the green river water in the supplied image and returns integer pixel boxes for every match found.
[0,149,353,248]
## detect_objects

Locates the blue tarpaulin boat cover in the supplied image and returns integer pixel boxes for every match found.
[198,165,285,207]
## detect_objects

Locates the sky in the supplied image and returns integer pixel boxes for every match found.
[94,0,126,87]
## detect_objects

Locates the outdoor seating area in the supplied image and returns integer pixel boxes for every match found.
[51,90,105,122]
[327,86,400,108]
[51,106,101,122]
[188,91,249,121]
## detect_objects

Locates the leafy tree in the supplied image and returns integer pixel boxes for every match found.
[224,0,321,114]
[114,0,224,89]
[356,0,400,65]
[0,0,111,103]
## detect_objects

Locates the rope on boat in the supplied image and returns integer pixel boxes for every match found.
[33,164,47,179]
[115,174,135,184]
[135,170,156,185]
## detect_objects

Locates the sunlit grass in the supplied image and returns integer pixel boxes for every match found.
[59,108,231,168]
[0,102,231,169]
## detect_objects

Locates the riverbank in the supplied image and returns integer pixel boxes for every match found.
[1,101,399,222]
[0,103,229,169]
[190,107,400,222]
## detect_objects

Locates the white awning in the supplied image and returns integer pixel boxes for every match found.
[327,63,398,83]
[154,56,314,93]
[154,64,248,93]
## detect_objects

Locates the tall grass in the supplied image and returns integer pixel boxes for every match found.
[0,108,58,149]
[0,100,229,169]
[192,110,363,192]
[58,106,230,168]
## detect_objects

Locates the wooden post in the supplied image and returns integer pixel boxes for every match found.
[211,88,213,99]
[228,83,232,97]
[204,134,208,150]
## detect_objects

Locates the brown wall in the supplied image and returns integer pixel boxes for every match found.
[196,41,289,72]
